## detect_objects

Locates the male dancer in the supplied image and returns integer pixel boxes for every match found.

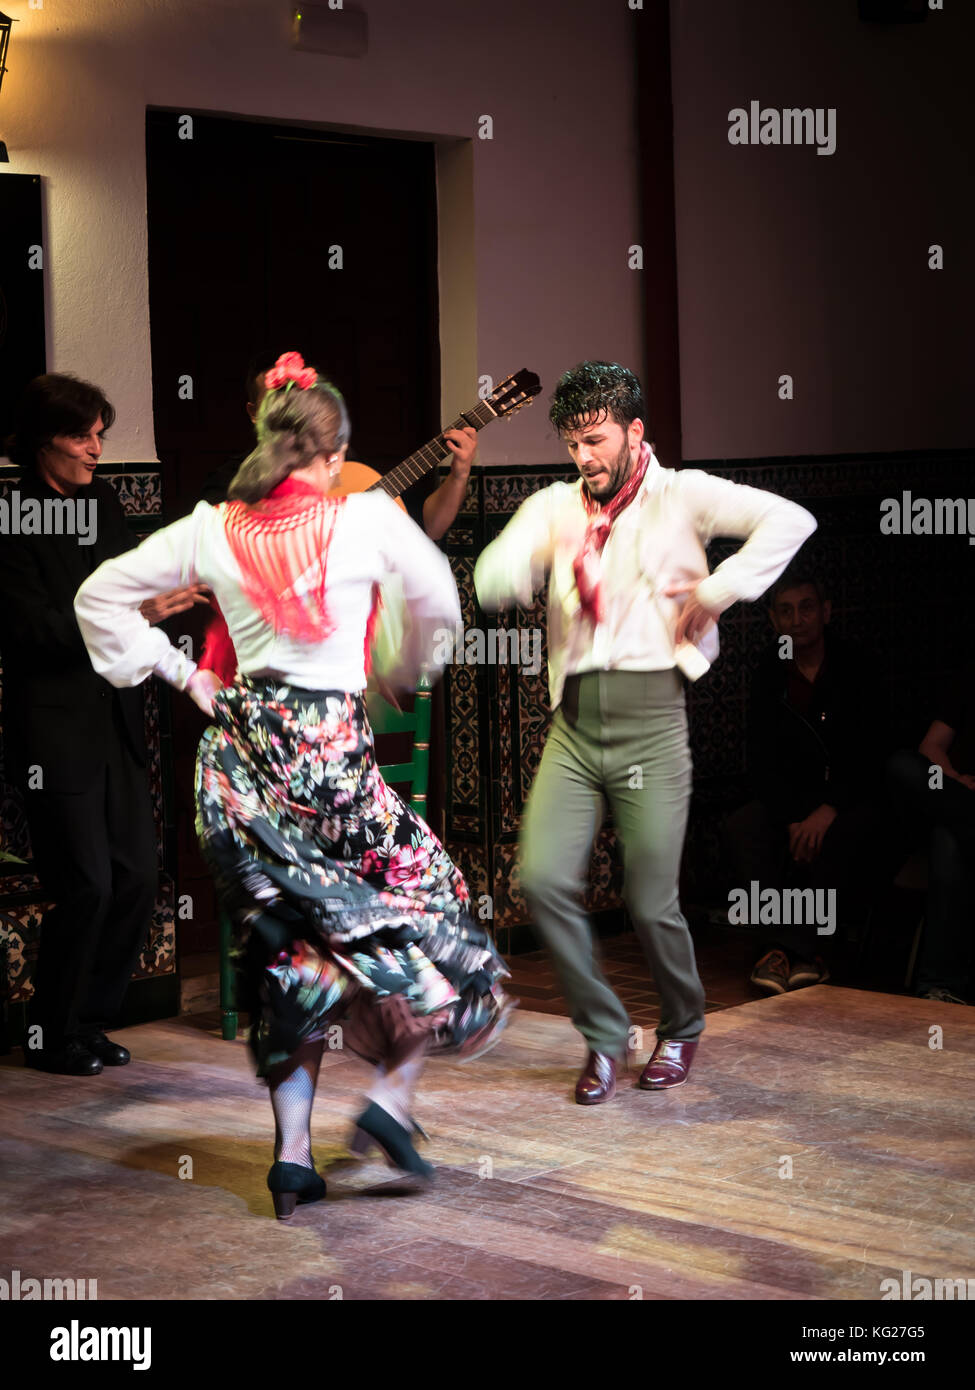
[474,362,816,1103]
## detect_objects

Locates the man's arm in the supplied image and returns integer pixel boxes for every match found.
[671,472,817,641]
[473,486,557,611]
[687,472,817,611]
[75,507,207,692]
[422,427,477,541]
[96,481,207,623]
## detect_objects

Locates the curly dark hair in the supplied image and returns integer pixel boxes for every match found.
[4,374,116,470]
[549,361,648,437]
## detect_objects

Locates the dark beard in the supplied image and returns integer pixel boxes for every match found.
[589,438,635,502]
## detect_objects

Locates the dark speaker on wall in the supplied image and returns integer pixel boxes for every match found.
[857,0,928,20]
[0,173,46,451]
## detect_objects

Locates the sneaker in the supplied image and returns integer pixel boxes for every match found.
[919,987,968,1005]
[750,949,791,995]
[788,957,830,989]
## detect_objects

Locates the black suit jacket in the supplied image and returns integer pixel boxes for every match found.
[0,470,147,795]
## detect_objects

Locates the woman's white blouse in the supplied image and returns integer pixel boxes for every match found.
[74,492,462,693]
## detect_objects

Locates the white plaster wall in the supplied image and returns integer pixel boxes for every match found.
[0,0,643,464]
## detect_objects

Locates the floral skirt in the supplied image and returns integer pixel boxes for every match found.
[194,679,511,1077]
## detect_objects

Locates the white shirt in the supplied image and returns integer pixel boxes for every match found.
[74,492,462,693]
[474,452,817,709]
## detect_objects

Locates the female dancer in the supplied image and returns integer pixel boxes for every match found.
[74,353,511,1217]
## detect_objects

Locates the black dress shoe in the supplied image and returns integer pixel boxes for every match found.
[81,1031,131,1066]
[24,1039,103,1076]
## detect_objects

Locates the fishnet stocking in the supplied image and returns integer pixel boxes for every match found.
[267,1036,325,1166]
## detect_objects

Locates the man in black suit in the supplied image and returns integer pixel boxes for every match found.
[0,374,206,1074]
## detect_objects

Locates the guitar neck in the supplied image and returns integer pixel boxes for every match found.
[365,399,499,500]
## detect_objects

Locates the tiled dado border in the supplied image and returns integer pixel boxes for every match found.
[0,465,175,1007]
[443,449,975,932]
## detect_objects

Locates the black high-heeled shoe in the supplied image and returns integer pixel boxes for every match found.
[348,1113,429,1158]
[266,1161,327,1220]
[351,1102,434,1185]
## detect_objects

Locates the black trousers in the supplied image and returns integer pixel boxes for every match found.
[23,709,157,1049]
[722,797,890,960]
[886,749,975,996]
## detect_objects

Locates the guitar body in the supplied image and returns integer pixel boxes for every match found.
[329,459,408,512]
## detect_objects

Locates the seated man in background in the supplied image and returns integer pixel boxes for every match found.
[723,564,888,994]
[885,665,975,1004]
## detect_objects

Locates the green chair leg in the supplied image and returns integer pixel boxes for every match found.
[218,911,238,1040]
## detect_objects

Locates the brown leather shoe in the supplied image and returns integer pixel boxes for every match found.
[637,1039,698,1090]
[575,1050,618,1105]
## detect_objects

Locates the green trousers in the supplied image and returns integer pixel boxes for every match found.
[520,669,706,1055]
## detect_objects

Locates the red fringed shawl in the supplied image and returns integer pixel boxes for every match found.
[198,475,382,685]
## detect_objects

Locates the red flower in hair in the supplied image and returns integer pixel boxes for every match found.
[264,352,317,391]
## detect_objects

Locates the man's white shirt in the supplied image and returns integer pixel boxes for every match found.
[474,451,817,709]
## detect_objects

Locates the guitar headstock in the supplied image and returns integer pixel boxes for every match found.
[483,369,542,420]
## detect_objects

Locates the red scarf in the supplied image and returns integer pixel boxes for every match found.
[572,441,650,624]
[222,475,344,642]
[201,475,383,680]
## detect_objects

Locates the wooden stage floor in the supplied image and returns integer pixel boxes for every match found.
[1,986,973,1301]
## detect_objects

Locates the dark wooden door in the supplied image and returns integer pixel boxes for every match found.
[145,110,440,956]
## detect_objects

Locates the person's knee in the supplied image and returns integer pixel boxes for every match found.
[623,877,679,929]
[519,852,570,906]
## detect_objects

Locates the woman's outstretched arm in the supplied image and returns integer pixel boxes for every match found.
[74,503,211,703]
